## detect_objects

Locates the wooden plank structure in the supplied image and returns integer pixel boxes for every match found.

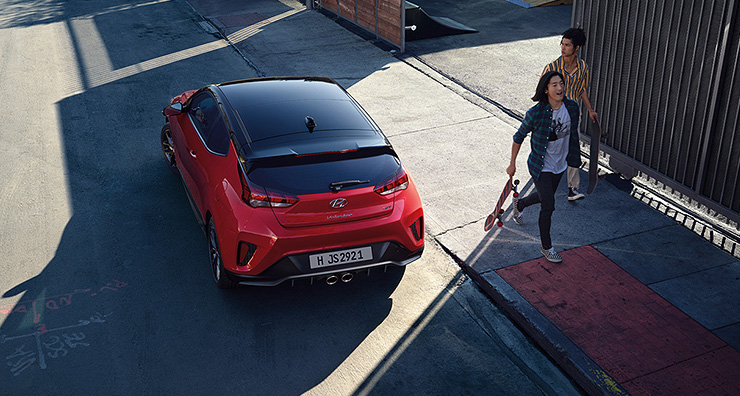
[319,0,404,50]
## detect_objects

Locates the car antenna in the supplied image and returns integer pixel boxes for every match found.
[305,116,316,133]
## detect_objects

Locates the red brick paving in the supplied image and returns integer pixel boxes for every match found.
[496,245,740,395]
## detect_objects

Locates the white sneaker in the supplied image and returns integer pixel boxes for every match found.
[540,246,563,263]
[568,187,585,201]
[511,197,523,225]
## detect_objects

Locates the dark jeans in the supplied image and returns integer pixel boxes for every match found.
[516,171,564,250]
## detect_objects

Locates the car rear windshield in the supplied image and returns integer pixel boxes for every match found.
[237,100,375,142]
[247,152,400,195]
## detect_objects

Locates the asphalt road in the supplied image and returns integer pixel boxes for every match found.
[0,0,580,394]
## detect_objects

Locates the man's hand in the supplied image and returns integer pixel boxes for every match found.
[589,110,598,123]
[507,141,522,178]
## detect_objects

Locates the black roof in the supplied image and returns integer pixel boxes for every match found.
[217,77,350,108]
[212,77,390,159]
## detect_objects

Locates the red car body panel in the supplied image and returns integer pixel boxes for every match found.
[211,174,424,276]
[162,77,424,287]
[271,187,394,228]
[171,90,197,106]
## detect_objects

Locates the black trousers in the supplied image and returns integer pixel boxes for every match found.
[515,171,564,250]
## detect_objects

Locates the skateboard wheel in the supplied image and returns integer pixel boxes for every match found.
[514,179,519,185]
[499,209,504,215]
[513,192,519,198]
[496,220,503,227]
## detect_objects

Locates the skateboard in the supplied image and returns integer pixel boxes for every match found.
[484,177,519,231]
[587,117,601,194]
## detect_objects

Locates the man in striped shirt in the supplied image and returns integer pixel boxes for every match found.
[542,27,597,201]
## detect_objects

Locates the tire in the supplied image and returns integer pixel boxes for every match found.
[208,218,237,289]
[160,124,178,174]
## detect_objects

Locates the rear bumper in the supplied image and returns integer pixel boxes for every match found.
[224,243,423,286]
[210,175,425,286]
[220,195,424,276]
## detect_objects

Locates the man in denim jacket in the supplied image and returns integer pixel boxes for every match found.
[507,71,581,263]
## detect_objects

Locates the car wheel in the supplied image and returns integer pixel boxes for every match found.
[208,218,237,289]
[160,124,177,173]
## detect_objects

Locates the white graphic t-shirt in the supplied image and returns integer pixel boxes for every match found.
[542,104,571,174]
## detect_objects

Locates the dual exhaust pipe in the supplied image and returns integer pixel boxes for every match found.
[325,272,353,285]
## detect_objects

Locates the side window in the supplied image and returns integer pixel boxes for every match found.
[188,93,219,133]
[188,93,229,156]
[206,117,230,156]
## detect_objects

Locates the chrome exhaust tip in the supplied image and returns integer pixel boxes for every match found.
[326,275,339,285]
[340,272,353,283]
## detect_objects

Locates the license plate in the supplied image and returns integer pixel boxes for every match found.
[309,247,373,269]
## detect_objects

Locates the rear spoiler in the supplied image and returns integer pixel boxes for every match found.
[243,146,397,173]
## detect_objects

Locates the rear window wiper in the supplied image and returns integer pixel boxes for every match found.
[329,179,370,192]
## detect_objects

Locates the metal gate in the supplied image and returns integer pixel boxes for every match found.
[573,0,740,224]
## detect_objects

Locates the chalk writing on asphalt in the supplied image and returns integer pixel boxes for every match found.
[0,279,127,324]
[2,312,112,376]
[0,279,128,378]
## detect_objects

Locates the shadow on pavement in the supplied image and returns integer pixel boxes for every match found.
[403,0,573,118]
[404,0,572,52]
[1,0,596,395]
[0,1,401,394]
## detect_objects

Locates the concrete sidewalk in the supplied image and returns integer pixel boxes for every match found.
[182,0,740,394]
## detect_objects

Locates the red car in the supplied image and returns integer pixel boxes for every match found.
[160,77,424,288]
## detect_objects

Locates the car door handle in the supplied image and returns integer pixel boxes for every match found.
[190,150,197,157]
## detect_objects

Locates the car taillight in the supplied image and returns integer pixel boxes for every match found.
[239,168,299,208]
[375,170,409,196]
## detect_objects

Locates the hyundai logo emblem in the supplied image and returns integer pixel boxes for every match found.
[330,198,348,209]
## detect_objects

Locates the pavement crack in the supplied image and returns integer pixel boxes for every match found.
[386,116,494,138]
[433,219,481,238]
[396,53,524,122]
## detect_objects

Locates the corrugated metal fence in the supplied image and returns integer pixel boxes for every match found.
[573,0,740,224]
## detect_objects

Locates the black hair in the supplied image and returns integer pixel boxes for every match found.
[562,27,586,49]
[532,71,564,103]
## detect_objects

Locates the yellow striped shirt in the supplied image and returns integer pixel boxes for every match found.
[542,56,590,102]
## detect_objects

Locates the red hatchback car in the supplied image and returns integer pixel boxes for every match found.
[160,77,424,288]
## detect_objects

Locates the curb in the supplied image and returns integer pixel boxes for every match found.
[436,239,629,395]
[460,262,630,396]
[181,3,655,393]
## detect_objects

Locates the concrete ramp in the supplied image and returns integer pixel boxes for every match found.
[405,2,477,41]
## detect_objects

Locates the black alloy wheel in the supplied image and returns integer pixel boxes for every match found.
[208,218,237,289]
[160,124,178,173]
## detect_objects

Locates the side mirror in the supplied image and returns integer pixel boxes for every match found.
[163,102,183,116]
